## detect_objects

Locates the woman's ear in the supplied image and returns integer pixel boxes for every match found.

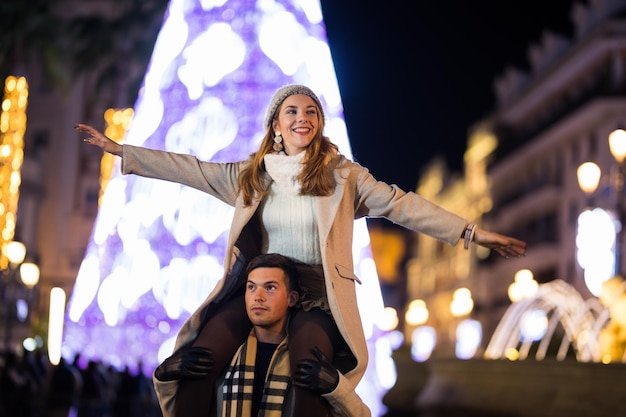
[288,291,299,307]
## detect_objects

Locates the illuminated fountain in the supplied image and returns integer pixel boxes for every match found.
[484,279,607,362]
[389,277,626,416]
[486,201,626,364]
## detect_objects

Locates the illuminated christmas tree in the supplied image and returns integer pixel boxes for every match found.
[65,0,391,413]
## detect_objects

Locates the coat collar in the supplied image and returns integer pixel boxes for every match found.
[316,157,348,245]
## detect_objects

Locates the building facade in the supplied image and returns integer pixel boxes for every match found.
[1,0,166,351]
[406,0,626,358]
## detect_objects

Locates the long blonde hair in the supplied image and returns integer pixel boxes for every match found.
[238,112,339,206]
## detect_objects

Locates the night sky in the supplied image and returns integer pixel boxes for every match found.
[320,0,580,192]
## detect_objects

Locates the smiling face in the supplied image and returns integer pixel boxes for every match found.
[245,266,299,342]
[271,94,320,155]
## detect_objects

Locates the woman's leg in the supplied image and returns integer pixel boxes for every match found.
[288,308,344,417]
[174,293,252,417]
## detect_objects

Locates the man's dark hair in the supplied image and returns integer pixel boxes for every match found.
[245,253,300,293]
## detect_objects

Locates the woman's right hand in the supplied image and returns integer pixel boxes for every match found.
[75,123,123,156]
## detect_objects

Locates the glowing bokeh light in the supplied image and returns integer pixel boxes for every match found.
[505,347,520,361]
[609,128,626,163]
[450,287,474,317]
[455,319,482,359]
[411,326,436,362]
[508,269,539,302]
[405,299,429,326]
[23,337,37,352]
[519,309,548,342]
[376,307,399,331]
[386,330,405,351]
[374,334,398,390]
[576,162,601,194]
[49,287,66,366]
[0,76,28,268]
[576,208,616,296]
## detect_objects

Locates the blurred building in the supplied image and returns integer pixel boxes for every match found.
[405,0,626,358]
[1,0,166,351]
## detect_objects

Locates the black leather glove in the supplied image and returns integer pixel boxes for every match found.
[293,346,339,394]
[154,346,213,382]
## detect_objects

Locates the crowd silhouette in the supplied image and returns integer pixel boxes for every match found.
[0,348,162,417]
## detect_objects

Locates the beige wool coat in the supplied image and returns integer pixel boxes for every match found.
[119,144,468,416]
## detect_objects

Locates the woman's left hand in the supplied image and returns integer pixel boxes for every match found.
[75,123,123,156]
[473,227,526,258]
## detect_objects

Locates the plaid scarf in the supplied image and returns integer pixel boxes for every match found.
[222,332,291,417]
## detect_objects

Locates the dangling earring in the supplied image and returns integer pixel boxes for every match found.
[273,132,284,153]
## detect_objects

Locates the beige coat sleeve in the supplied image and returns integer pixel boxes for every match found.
[121,144,244,206]
[323,373,371,417]
[347,159,467,246]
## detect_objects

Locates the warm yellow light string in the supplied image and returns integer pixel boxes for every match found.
[0,76,28,269]
[100,107,133,205]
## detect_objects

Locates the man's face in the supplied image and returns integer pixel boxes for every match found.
[245,267,298,334]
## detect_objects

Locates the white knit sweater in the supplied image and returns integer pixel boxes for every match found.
[261,153,322,264]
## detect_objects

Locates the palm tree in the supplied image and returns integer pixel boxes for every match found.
[0,0,168,106]
[67,0,169,109]
[0,0,71,88]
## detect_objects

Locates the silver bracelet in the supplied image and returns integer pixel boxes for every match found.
[463,223,477,250]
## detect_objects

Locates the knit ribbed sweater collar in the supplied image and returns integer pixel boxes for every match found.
[263,152,305,194]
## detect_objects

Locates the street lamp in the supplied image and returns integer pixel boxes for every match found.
[405,299,429,326]
[1,240,40,351]
[577,128,626,276]
[609,128,626,276]
[577,162,601,194]
[450,288,474,317]
[608,128,626,163]
[508,269,539,302]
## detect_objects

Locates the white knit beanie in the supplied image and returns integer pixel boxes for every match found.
[264,85,325,129]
